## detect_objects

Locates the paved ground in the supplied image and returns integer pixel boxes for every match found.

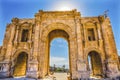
[53,72,68,80]
[43,72,68,80]
[1,73,119,80]
[0,78,36,80]
[0,72,68,80]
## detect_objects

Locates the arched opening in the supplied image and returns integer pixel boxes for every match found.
[87,51,103,78]
[87,28,95,41]
[50,38,69,78]
[21,29,29,42]
[45,29,70,79]
[13,52,28,77]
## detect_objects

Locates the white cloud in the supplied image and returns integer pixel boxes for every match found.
[118,50,120,55]
[58,44,67,48]
[51,38,68,48]
[56,39,64,43]
[50,56,69,68]
[55,38,68,44]
[51,42,67,48]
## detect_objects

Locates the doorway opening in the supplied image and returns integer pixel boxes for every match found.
[50,38,69,73]
[45,29,71,79]
[13,52,28,77]
[87,51,103,78]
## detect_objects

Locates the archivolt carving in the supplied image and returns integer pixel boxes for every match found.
[84,47,102,61]
[12,49,29,61]
[41,22,74,41]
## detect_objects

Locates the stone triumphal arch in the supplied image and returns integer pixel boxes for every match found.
[0,9,120,79]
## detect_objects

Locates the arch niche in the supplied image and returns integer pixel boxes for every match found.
[87,51,103,78]
[13,52,28,77]
[41,23,76,77]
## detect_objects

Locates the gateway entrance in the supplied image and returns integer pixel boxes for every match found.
[13,52,28,77]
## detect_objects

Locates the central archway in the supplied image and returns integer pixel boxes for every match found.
[41,23,77,79]
[45,29,70,75]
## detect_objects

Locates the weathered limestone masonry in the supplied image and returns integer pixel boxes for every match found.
[0,9,119,79]
[119,56,120,70]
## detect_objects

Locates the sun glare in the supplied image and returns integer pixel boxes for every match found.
[59,6,71,11]
[52,1,76,11]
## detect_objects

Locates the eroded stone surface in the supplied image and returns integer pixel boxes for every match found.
[0,9,119,79]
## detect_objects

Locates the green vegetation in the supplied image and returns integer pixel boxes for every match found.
[50,64,69,72]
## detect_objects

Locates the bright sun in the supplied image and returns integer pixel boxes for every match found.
[53,2,75,11]
[59,6,71,11]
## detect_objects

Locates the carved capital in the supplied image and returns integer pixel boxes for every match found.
[98,16,105,23]
[11,18,19,24]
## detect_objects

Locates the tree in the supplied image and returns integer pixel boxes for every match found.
[62,65,65,72]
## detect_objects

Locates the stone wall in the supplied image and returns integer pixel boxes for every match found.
[118,56,120,71]
[0,9,119,79]
[0,46,2,61]
[0,46,2,53]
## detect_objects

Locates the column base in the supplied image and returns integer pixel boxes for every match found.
[26,61,39,79]
[77,71,90,79]
[0,62,11,78]
[26,71,39,79]
[106,70,120,78]
[0,71,11,78]
[105,60,120,78]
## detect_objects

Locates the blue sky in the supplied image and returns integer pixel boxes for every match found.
[0,0,120,67]
[50,38,69,68]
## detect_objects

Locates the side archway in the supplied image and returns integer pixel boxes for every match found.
[12,49,29,60]
[12,50,29,77]
[87,51,103,78]
[85,47,103,60]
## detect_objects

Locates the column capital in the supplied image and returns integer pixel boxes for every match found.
[11,17,19,25]
[98,16,105,23]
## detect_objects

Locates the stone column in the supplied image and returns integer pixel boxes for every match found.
[99,16,119,78]
[26,15,40,79]
[33,23,39,59]
[28,24,32,49]
[81,24,85,47]
[75,18,84,61]
[40,40,46,78]
[5,24,16,61]
[75,17,89,79]
[96,22,107,77]
[14,25,19,43]
[14,25,19,48]
[96,23,102,40]
[28,24,32,42]
[96,23,103,47]
[69,38,77,79]
[83,24,87,47]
